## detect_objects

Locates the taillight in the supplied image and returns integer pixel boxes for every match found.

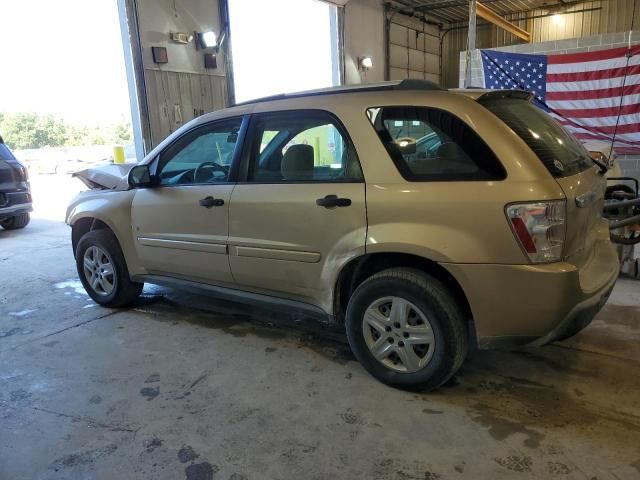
[506,200,566,263]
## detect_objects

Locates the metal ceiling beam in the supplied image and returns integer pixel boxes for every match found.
[410,0,527,13]
[476,1,531,41]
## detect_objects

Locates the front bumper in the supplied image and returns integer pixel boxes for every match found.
[443,237,619,349]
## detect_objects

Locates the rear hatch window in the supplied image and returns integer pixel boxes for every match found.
[0,142,26,185]
[479,95,605,260]
[478,96,592,178]
[0,143,17,161]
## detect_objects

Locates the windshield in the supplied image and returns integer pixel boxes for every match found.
[479,97,593,178]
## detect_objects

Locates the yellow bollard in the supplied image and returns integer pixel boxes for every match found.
[113,145,125,164]
[313,136,320,165]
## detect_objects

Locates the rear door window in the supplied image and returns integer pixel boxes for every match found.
[367,107,506,181]
[478,96,592,178]
[247,111,363,183]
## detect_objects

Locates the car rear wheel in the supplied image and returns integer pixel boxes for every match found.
[1,213,30,230]
[76,229,143,307]
[345,268,468,391]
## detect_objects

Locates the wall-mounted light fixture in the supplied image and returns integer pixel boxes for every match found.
[359,56,373,72]
[170,32,194,44]
[196,30,228,51]
[552,13,565,25]
[198,31,217,49]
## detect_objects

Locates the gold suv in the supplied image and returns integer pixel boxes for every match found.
[67,80,619,390]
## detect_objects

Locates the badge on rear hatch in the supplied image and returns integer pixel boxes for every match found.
[553,159,565,173]
[575,191,597,208]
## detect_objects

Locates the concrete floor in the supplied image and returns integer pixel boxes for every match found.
[2,216,640,480]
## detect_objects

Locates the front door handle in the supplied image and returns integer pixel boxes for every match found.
[199,196,224,208]
[316,195,352,208]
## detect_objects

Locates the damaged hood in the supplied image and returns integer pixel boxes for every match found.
[73,163,136,190]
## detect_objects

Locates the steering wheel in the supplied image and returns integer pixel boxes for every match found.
[194,162,228,183]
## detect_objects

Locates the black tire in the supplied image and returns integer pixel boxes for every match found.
[75,228,143,307]
[1,213,30,230]
[345,268,468,391]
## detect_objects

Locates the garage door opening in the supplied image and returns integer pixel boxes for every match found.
[228,0,341,103]
[0,0,133,223]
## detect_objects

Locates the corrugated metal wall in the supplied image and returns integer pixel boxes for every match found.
[388,14,441,83]
[144,69,227,147]
[441,0,640,87]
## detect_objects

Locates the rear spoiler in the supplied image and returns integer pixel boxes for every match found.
[476,90,534,102]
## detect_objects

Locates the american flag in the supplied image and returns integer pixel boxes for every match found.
[481,45,640,154]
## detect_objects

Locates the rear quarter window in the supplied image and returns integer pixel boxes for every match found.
[478,97,592,178]
[367,106,506,181]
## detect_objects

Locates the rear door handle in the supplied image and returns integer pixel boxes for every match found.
[316,195,352,208]
[199,196,224,208]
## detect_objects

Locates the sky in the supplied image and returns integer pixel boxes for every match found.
[228,0,338,103]
[0,0,132,125]
[0,0,337,123]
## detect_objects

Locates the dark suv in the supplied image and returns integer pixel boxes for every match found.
[0,136,32,230]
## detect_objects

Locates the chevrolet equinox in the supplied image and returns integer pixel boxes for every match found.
[66,80,619,390]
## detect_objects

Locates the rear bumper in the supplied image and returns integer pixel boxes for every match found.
[0,190,32,218]
[0,200,33,221]
[443,237,619,349]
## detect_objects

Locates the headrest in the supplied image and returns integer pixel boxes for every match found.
[281,144,314,180]
[436,142,463,158]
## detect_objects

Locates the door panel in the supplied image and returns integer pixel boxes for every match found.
[130,117,244,285]
[131,185,235,284]
[228,109,367,309]
[228,183,366,304]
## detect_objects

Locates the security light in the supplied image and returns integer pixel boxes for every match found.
[199,31,217,49]
[359,56,373,70]
[552,13,564,25]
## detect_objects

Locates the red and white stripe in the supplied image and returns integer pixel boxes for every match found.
[545,45,640,154]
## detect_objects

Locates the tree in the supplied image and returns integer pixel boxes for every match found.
[0,113,68,149]
[0,113,134,149]
[113,123,132,144]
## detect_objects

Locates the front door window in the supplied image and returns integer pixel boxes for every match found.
[157,118,242,186]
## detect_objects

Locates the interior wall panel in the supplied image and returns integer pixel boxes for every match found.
[388,13,441,83]
[144,69,227,146]
[129,0,229,149]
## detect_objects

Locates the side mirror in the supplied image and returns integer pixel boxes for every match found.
[128,164,154,188]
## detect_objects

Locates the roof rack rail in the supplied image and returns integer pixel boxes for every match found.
[235,79,444,106]
[394,79,443,91]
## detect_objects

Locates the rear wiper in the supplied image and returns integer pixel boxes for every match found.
[587,154,608,175]
[575,153,607,175]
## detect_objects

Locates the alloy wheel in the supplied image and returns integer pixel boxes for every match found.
[83,245,116,296]
[362,296,436,373]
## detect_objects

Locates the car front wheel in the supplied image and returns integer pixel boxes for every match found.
[345,268,468,391]
[75,228,143,307]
